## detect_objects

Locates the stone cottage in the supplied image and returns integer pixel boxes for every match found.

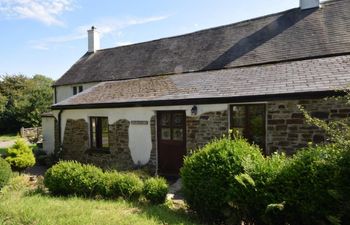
[42,0,350,175]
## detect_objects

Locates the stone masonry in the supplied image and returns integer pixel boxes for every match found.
[267,98,350,155]
[186,110,228,153]
[62,119,134,170]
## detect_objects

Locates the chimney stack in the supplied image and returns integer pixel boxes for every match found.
[300,0,320,10]
[87,26,100,53]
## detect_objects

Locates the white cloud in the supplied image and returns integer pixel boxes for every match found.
[31,15,169,50]
[0,0,74,26]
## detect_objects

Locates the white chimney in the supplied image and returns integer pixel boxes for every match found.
[300,0,320,10]
[87,26,100,53]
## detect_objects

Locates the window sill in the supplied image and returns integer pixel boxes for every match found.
[85,148,111,155]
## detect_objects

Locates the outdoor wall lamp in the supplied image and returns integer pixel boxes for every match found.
[191,105,198,116]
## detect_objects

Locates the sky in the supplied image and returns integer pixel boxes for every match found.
[0,0,300,80]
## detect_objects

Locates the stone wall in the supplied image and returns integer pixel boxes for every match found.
[62,119,134,170]
[186,110,228,152]
[267,98,350,155]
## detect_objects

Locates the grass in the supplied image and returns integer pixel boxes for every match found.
[0,176,200,225]
[0,134,18,142]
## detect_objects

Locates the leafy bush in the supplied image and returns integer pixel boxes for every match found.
[5,138,35,172]
[267,144,344,225]
[180,137,264,223]
[108,172,144,200]
[44,161,105,197]
[0,157,11,189]
[143,177,168,204]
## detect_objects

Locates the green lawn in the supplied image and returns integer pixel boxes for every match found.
[0,133,18,142]
[0,176,200,225]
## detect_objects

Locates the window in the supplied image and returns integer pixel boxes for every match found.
[230,104,266,150]
[90,117,109,149]
[73,86,83,95]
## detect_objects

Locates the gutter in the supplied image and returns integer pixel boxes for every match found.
[51,90,344,110]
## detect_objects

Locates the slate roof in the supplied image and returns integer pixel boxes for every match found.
[52,54,350,109]
[55,0,350,86]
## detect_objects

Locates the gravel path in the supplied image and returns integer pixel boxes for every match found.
[0,140,15,148]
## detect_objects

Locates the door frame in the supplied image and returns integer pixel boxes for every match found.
[156,110,187,176]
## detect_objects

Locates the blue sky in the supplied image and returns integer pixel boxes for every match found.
[0,0,299,80]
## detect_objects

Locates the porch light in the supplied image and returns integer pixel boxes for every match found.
[191,105,198,115]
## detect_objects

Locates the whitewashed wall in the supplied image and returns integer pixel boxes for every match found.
[42,116,55,154]
[53,104,228,165]
[55,82,99,103]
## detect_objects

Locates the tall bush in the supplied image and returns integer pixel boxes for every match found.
[5,138,35,172]
[180,137,264,223]
[0,157,11,189]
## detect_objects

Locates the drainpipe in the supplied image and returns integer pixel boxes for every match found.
[56,109,63,160]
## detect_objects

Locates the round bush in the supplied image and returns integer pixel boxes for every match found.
[180,137,264,223]
[0,157,11,189]
[5,138,35,172]
[108,172,144,200]
[143,177,168,204]
[44,161,104,197]
[269,144,343,225]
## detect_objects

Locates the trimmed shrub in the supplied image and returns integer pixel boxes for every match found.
[226,151,287,225]
[267,144,344,225]
[143,177,168,204]
[44,161,104,197]
[5,138,35,172]
[180,137,264,223]
[108,172,144,200]
[0,157,11,189]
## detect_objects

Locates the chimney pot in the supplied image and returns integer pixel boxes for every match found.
[300,0,320,10]
[87,26,100,53]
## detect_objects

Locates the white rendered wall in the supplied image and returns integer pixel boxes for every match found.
[55,82,99,103]
[42,116,55,154]
[55,104,228,165]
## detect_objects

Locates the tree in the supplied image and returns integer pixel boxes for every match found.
[0,74,54,133]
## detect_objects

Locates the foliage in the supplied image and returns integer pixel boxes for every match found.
[44,161,145,201]
[108,172,144,200]
[180,137,264,223]
[0,157,11,190]
[0,74,54,133]
[5,138,35,172]
[44,161,105,197]
[143,177,169,204]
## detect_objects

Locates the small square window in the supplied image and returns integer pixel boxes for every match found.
[73,86,83,95]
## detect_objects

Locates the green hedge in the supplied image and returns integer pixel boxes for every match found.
[181,136,350,224]
[44,161,105,197]
[143,177,168,204]
[180,137,264,223]
[0,157,11,189]
[44,161,168,204]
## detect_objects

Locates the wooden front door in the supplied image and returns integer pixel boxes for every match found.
[157,111,186,176]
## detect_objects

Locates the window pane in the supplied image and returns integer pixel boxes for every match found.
[90,117,109,149]
[173,128,183,141]
[101,118,109,148]
[161,128,171,140]
[78,86,83,93]
[247,105,265,147]
[173,113,184,127]
[73,86,77,95]
[161,113,171,126]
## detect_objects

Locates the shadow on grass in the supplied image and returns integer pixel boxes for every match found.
[131,201,201,225]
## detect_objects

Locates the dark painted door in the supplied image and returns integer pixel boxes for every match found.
[157,111,186,176]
